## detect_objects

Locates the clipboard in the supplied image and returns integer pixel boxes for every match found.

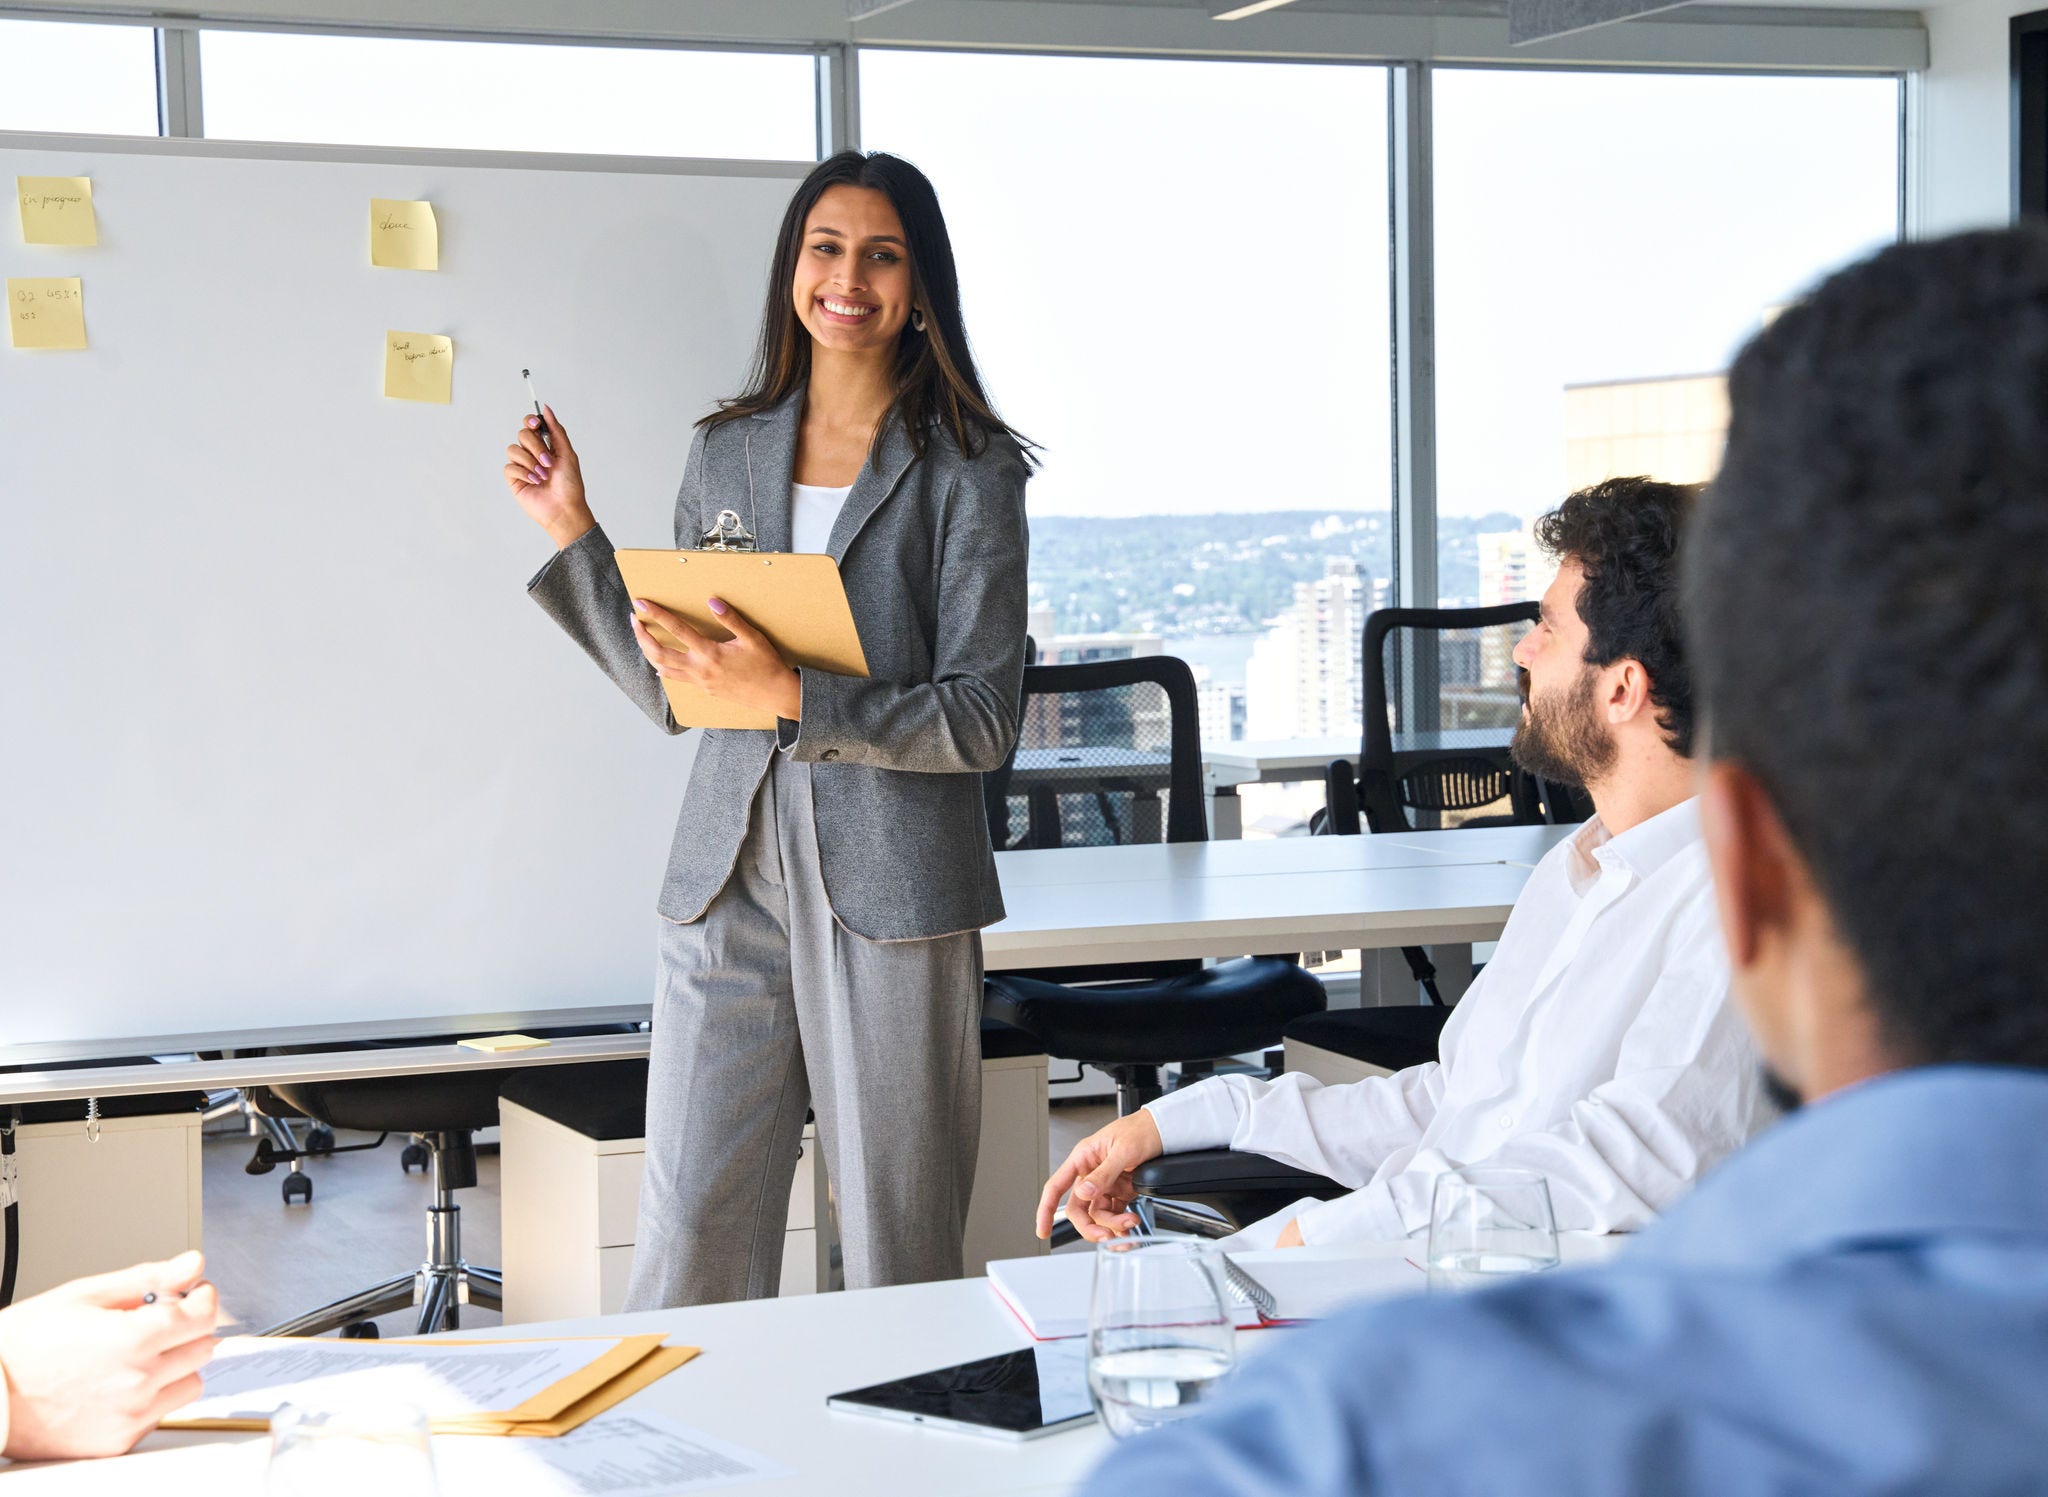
[615,532,870,731]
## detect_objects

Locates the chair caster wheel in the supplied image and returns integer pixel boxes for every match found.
[282,1173,313,1205]
[307,1126,336,1156]
[400,1142,429,1174]
[339,1320,379,1339]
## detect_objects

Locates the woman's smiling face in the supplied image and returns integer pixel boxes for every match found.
[792,184,916,356]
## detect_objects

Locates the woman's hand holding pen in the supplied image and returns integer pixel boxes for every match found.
[503,405,595,551]
[631,597,803,723]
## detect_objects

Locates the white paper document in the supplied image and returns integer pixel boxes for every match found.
[184,1336,628,1422]
[433,1411,793,1495]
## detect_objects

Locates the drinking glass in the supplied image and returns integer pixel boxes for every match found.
[1426,1167,1560,1292]
[265,1402,438,1497]
[1085,1237,1237,1439]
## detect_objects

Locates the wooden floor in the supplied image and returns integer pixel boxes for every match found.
[203,1099,1115,1336]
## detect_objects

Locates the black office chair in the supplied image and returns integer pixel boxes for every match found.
[1120,609,1578,1233]
[248,1024,639,1338]
[1319,603,1583,1029]
[981,655,1325,1117]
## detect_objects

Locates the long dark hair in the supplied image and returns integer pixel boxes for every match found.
[700,151,1035,466]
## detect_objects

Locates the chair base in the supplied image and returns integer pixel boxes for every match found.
[262,1262,503,1339]
[261,1132,502,1337]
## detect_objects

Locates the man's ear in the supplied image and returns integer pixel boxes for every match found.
[1699,761,1795,970]
[1606,659,1651,726]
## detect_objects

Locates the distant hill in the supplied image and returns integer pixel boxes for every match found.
[1027,509,1525,636]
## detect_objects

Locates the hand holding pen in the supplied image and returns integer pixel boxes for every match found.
[503,368,594,551]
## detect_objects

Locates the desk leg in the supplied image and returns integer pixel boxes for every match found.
[1209,786,1243,840]
[1357,947,1418,1008]
[1430,943,1475,1004]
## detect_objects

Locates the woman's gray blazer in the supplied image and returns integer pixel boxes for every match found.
[527,388,1031,942]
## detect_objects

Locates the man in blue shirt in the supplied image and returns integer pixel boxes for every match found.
[1082,229,2048,1495]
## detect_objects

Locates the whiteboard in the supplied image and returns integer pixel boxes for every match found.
[0,134,808,1064]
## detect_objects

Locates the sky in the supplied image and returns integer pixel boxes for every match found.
[5,18,1900,534]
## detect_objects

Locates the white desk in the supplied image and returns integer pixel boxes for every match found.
[1379,824,1573,869]
[11,1236,1624,1496]
[0,829,1575,1106]
[1202,735,1355,838]
[986,859,1537,970]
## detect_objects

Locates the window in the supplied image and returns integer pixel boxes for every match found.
[0,19,160,135]
[199,32,817,160]
[1431,70,1901,607]
[860,49,1394,778]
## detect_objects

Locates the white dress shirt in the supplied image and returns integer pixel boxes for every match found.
[1144,798,1766,1246]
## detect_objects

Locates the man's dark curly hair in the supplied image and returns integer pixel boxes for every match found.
[1687,229,2048,1069]
[1533,476,1699,757]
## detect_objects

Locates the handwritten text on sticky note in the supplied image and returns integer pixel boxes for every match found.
[370,198,438,270]
[17,177,96,247]
[384,331,453,403]
[8,278,87,350]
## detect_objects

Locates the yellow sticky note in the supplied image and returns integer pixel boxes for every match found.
[384,330,453,403]
[17,177,96,247]
[8,277,86,350]
[370,197,438,270]
[456,1034,550,1053]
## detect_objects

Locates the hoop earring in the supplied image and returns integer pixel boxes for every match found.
[912,308,927,333]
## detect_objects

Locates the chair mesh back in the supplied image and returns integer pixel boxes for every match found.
[1365,607,1536,831]
[992,658,1206,850]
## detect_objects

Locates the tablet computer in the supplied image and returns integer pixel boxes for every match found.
[826,1342,1094,1442]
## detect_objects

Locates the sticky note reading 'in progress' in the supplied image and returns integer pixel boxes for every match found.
[17,177,96,246]
[371,198,438,270]
[8,278,86,350]
[385,331,453,403]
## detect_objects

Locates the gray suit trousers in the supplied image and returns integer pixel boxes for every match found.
[623,752,984,1309]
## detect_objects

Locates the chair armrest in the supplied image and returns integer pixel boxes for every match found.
[1322,759,1362,836]
[1133,1148,1343,1197]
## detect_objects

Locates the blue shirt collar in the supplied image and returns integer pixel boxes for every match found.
[1628,1065,2048,1270]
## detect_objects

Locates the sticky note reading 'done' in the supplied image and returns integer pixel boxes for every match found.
[370,197,438,270]
[384,331,453,403]
[8,277,86,350]
[18,177,97,247]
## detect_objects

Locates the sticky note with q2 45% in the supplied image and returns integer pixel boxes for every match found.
[17,177,96,246]
[370,197,438,270]
[384,331,453,403]
[8,278,86,350]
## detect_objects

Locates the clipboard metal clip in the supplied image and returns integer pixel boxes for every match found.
[696,509,758,553]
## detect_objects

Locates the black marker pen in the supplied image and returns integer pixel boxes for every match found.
[523,368,551,451]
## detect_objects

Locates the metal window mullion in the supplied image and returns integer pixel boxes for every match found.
[1390,61,1437,612]
[817,43,859,157]
[155,24,203,138]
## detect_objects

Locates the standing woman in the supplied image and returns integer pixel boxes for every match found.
[501,151,1032,1307]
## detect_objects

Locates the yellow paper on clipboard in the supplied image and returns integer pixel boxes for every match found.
[614,548,869,730]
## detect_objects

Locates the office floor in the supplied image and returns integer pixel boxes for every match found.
[202,1100,1115,1336]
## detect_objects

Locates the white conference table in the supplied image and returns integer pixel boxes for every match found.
[8,1237,1622,1496]
[0,827,1576,1107]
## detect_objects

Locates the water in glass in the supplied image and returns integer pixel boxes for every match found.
[1087,1237,1236,1439]
[1426,1167,1559,1293]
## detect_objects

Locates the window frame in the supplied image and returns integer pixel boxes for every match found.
[2,14,1908,605]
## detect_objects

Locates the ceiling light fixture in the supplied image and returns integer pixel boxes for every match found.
[1212,0,1306,19]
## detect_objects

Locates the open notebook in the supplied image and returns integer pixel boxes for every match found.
[988,1246,1427,1341]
